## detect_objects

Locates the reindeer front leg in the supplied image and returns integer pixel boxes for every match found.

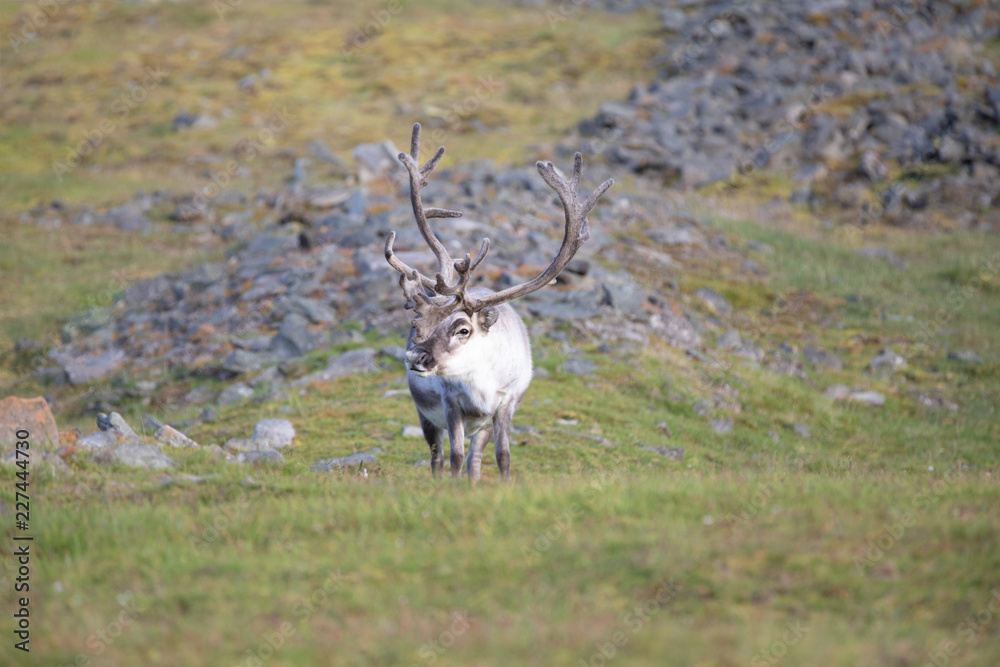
[445,403,466,478]
[493,401,516,482]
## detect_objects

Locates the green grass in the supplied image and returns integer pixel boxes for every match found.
[1,1,1000,665]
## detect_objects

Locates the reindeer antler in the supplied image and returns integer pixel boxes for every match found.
[384,123,614,343]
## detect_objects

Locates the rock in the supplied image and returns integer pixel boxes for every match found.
[233,450,285,465]
[717,329,742,351]
[77,431,118,450]
[860,150,888,182]
[50,347,126,385]
[693,400,715,418]
[98,443,178,469]
[274,295,336,324]
[710,418,733,434]
[660,7,686,32]
[856,246,906,270]
[352,141,402,183]
[948,350,983,363]
[641,445,685,461]
[825,385,852,401]
[97,412,139,441]
[0,396,60,448]
[154,425,200,449]
[849,390,886,407]
[251,418,296,449]
[310,450,378,472]
[218,383,255,406]
[694,288,732,316]
[869,349,907,375]
[402,425,424,438]
[803,346,843,371]
[270,313,318,359]
[141,414,165,433]
[223,349,267,375]
[650,312,702,350]
[159,474,216,485]
[202,444,232,461]
[198,407,219,422]
[792,423,811,439]
[561,358,598,376]
[293,348,378,386]
[224,438,260,452]
[414,459,431,467]
[380,345,408,363]
[649,227,701,246]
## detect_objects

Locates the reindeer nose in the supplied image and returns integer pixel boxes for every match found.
[405,348,433,373]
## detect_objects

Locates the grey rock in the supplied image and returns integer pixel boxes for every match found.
[710,417,733,434]
[159,474,216,485]
[310,451,378,472]
[293,348,377,385]
[99,443,178,469]
[353,140,402,183]
[198,407,219,422]
[717,329,742,351]
[251,418,296,449]
[649,227,701,246]
[202,444,232,460]
[641,445,685,461]
[223,349,268,375]
[694,288,732,316]
[274,295,336,324]
[948,350,983,363]
[402,425,424,438]
[218,383,255,406]
[77,431,118,451]
[561,358,598,376]
[660,7,686,32]
[97,412,139,441]
[825,384,852,401]
[803,346,843,371]
[693,400,715,418]
[414,459,431,467]
[379,345,408,363]
[869,349,907,375]
[154,425,200,449]
[234,450,285,465]
[792,423,811,439]
[850,390,886,407]
[141,414,165,433]
[651,312,702,350]
[224,438,260,452]
[50,347,127,385]
[270,313,317,359]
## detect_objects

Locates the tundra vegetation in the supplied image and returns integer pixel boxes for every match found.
[0,1,998,666]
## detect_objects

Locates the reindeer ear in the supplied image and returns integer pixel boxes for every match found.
[478,307,499,331]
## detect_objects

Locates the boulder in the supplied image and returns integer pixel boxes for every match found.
[0,396,60,448]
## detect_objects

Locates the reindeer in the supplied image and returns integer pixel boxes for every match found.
[384,123,613,481]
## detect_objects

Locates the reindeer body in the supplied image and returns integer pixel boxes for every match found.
[385,123,612,481]
[405,289,531,479]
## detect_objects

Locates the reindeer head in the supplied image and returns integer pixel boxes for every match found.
[385,122,614,353]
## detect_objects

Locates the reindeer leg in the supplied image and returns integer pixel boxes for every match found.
[445,404,465,478]
[493,402,516,483]
[466,430,490,482]
[418,413,444,477]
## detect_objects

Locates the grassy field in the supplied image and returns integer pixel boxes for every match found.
[1,1,999,665]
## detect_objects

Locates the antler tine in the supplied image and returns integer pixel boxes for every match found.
[397,123,463,283]
[431,237,491,299]
[465,155,613,312]
[384,231,438,291]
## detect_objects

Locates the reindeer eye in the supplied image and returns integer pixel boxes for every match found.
[457,328,470,337]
